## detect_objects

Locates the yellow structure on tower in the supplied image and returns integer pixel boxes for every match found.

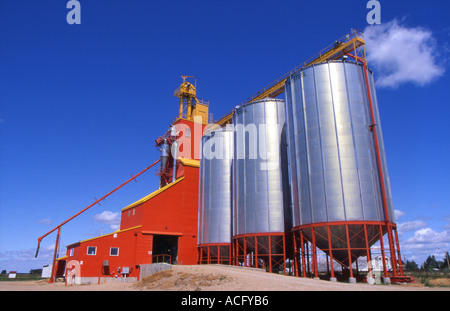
[174,75,209,125]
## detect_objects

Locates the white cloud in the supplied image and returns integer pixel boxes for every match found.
[445,225,450,230]
[394,209,405,220]
[397,220,427,233]
[93,211,120,230]
[400,228,450,262]
[364,19,445,88]
[36,218,52,226]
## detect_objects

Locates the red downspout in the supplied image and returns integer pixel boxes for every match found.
[49,227,61,283]
[344,53,398,276]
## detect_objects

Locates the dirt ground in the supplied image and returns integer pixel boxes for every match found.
[0,264,448,291]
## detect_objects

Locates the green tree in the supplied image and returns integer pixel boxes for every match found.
[422,255,439,271]
[29,269,42,275]
[443,252,450,271]
[405,260,419,271]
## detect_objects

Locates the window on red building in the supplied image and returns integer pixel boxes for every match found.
[87,246,97,255]
[110,247,119,256]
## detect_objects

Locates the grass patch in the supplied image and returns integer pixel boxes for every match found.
[408,271,450,287]
[0,274,45,282]
[428,278,450,287]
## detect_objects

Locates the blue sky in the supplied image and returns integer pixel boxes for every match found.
[0,0,449,272]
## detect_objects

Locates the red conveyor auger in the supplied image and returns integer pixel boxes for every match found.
[35,159,160,283]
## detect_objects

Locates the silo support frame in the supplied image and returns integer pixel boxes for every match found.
[198,244,232,265]
[292,221,408,283]
[232,233,289,274]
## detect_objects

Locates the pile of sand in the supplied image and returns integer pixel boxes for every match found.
[134,268,230,291]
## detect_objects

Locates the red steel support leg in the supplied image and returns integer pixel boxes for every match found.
[387,223,398,276]
[238,239,241,267]
[394,227,404,276]
[311,227,318,279]
[235,239,239,266]
[305,237,311,276]
[327,226,335,279]
[378,225,388,278]
[217,245,221,264]
[345,224,354,279]
[268,235,273,273]
[255,236,259,269]
[243,237,247,267]
[300,230,306,278]
[232,241,235,265]
[283,234,287,276]
[293,232,299,277]
[238,239,241,266]
[364,224,373,279]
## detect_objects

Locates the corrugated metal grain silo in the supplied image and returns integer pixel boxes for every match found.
[198,128,234,264]
[232,98,291,273]
[285,60,399,281]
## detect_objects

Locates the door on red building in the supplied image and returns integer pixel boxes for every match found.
[152,235,178,264]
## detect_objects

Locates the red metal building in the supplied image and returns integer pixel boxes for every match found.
[62,159,198,281]
[55,86,208,282]
[57,157,201,283]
